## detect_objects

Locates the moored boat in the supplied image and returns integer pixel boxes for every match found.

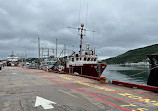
[147,54,158,87]
[6,51,18,66]
[62,23,106,77]
[65,54,106,77]
[40,57,57,71]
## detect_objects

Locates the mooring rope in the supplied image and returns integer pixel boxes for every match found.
[129,66,158,77]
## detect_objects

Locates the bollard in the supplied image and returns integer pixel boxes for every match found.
[100,76,106,84]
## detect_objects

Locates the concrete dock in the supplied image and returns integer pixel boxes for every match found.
[0,67,158,111]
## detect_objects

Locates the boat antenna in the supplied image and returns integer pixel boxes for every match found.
[92,31,95,49]
[79,0,81,24]
[56,38,58,60]
[38,37,40,66]
[86,0,88,28]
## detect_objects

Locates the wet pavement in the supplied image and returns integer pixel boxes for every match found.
[0,67,158,111]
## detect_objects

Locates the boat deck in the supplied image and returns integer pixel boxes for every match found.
[0,67,157,111]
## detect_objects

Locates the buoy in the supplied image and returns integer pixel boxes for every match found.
[100,76,106,84]
[45,66,48,71]
[49,69,52,72]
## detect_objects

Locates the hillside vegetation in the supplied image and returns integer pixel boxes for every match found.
[102,44,158,64]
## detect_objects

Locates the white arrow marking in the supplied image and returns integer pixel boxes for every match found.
[12,73,16,74]
[34,96,57,110]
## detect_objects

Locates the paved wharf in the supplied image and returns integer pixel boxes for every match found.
[0,67,157,111]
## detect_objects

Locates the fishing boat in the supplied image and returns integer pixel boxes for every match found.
[6,51,18,66]
[63,23,106,77]
[40,57,57,70]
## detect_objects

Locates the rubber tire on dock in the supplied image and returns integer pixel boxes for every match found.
[147,68,158,87]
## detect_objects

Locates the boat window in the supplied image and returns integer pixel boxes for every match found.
[80,58,82,60]
[87,58,90,61]
[76,58,78,61]
[84,57,87,61]
[91,58,94,61]
[72,58,74,62]
[94,58,97,61]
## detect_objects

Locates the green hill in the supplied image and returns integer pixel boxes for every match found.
[102,44,158,64]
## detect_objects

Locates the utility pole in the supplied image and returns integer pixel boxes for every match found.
[56,38,58,59]
[94,47,96,55]
[25,47,27,63]
[41,47,43,58]
[48,48,49,58]
[64,44,66,57]
[38,37,40,66]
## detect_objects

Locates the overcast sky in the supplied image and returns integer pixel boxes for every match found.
[0,0,158,60]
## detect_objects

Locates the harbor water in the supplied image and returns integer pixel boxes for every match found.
[102,65,150,85]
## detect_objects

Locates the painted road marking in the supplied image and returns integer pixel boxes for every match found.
[118,93,158,107]
[74,81,115,91]
[24,69,157,111]
[58,90,78,98]
[59,76,73,80]
[46,78,129,111]
[49,75,157,110]
[12,73,17,74]
[120,104,136,107]
[34,96,57,109]
[120,104,149,111]
[59,76,115,92]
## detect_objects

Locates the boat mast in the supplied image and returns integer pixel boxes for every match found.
[38,37,40,66]
[68,23,94,55]
[56,38,58,59]
[80,23,84,55]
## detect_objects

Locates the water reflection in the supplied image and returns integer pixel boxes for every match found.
[102,65,150,85]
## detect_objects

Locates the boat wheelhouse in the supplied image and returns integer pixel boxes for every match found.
[66,55,98,67]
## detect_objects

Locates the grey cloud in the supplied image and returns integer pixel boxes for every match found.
[0,0,158,59]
